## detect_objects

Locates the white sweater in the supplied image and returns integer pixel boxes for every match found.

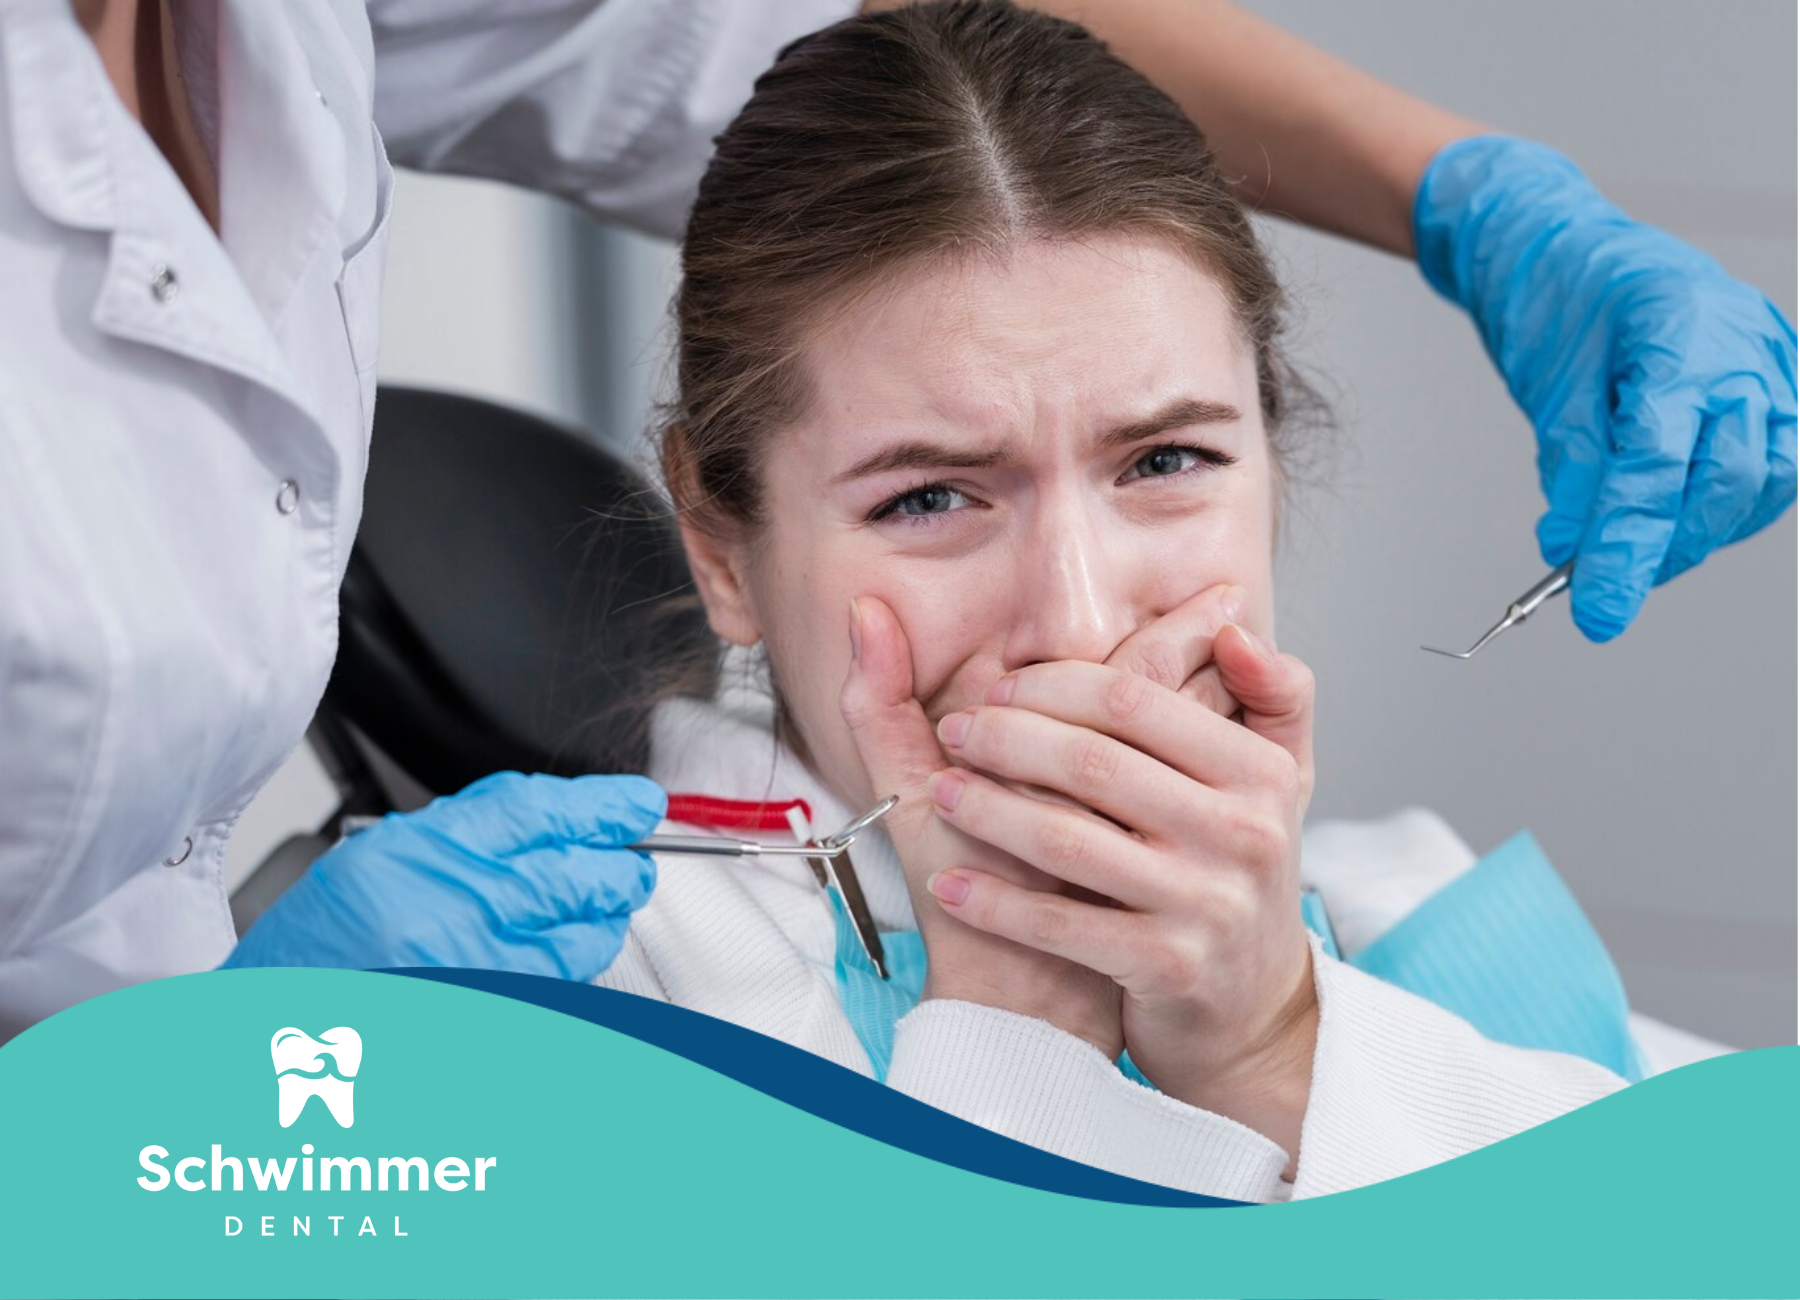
[598,691,1630,1202]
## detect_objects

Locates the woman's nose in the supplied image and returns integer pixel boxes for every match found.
[1002,505,1137,669]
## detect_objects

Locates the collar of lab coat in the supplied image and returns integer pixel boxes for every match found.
[0,0,122,232]
[0,0,345,410]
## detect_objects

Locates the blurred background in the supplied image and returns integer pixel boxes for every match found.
[227,0,1797,1048]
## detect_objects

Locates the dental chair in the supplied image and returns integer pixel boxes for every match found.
[230,386,717,932]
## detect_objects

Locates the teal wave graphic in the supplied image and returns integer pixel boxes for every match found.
[0,966,1790,1298]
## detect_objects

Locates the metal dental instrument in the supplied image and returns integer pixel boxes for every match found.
[627,795,900,860]
[809,840,890,980]
[802,798,898,978]
[628,795,901,980]
[1422,561,1574,660]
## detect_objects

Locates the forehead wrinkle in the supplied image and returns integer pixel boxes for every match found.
[805,312,1034,471]
[787,235,1258,488]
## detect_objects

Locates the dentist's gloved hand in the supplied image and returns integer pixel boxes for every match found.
[1415,134,1797,642]
[222,771,666,981]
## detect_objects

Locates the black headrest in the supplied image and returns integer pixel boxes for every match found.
[324,387,717,795]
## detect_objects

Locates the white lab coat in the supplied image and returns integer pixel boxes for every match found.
[0,0,855,1041]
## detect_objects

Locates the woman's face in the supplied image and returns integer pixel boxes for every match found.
[689,234,1279,810]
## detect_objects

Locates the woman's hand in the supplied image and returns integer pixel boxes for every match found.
[921,624,1319,1162]
[837,585,1248,1058]
[840,595,1123,1055]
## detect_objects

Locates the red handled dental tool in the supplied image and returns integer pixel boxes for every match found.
[627,795,899,859]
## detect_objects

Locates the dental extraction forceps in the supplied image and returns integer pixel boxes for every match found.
[628,796,901,978]
[1422,561,1574,660]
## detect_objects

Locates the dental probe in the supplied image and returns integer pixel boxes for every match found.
[1422,561,1574,660]
[627,795,900,859]
[629,795,900,979]
[624,835,847,858]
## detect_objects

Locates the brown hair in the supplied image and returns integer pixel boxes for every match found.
[635,0,1320,767]
[662,0,1312,538]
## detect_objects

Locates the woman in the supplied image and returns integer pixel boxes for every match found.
[595,0,1716,1202]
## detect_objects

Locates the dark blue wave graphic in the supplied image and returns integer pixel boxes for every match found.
[383,968,1242,1208]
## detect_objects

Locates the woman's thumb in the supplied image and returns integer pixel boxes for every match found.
[1213,624,1315,788]
[838,597,945,827]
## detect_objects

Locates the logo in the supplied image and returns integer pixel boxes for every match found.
[133,1020,495,1239]
[270,1027,361,1129]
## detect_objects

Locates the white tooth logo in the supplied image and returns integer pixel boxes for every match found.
[271,1027,362,1129]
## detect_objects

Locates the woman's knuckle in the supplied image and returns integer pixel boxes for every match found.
[1202,876,1256,931]
[1230,809,1288,865]
[1145,942,1203,993]
[1024,898,1071,948]
[1101,670,1155,723]
[1250,746,1296,795]
[1073,734,1121,789]
[1129,644,1184,693]
[1037,819,1089,876]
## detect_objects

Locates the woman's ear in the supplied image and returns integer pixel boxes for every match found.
[678,518,764,647]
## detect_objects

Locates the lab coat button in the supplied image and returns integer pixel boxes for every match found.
[275,480,300,515]
[149,264,179,304]
[163,836,193,868]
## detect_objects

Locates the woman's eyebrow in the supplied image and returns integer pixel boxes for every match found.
[1097,396,1243,450]
[831,442,1014,485]
[830,397,1241,485]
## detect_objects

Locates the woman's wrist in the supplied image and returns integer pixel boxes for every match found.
[1156,950,1319,1176]
[922,947,1123,1059]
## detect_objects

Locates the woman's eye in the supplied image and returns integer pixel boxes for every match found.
[872,483,971,523]
[1120,443,1236,482]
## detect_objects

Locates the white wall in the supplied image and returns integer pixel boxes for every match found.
[372,174,586,426]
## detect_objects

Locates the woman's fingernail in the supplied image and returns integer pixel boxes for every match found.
[985,675,1016,706]
[1222,586,1249,625]
[937,710,973,748]
[1232,624,1270,660]
[929,769,966,811]
[928,871,970,906]
[848,598,863,663]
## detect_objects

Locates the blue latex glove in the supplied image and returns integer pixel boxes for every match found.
[222,771,666,980]
[1414,135,1797,642]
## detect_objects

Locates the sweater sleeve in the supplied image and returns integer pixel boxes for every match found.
[1292,933,1626,1198]
[888,934,1627,1203]
[886,999,1290,1203]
